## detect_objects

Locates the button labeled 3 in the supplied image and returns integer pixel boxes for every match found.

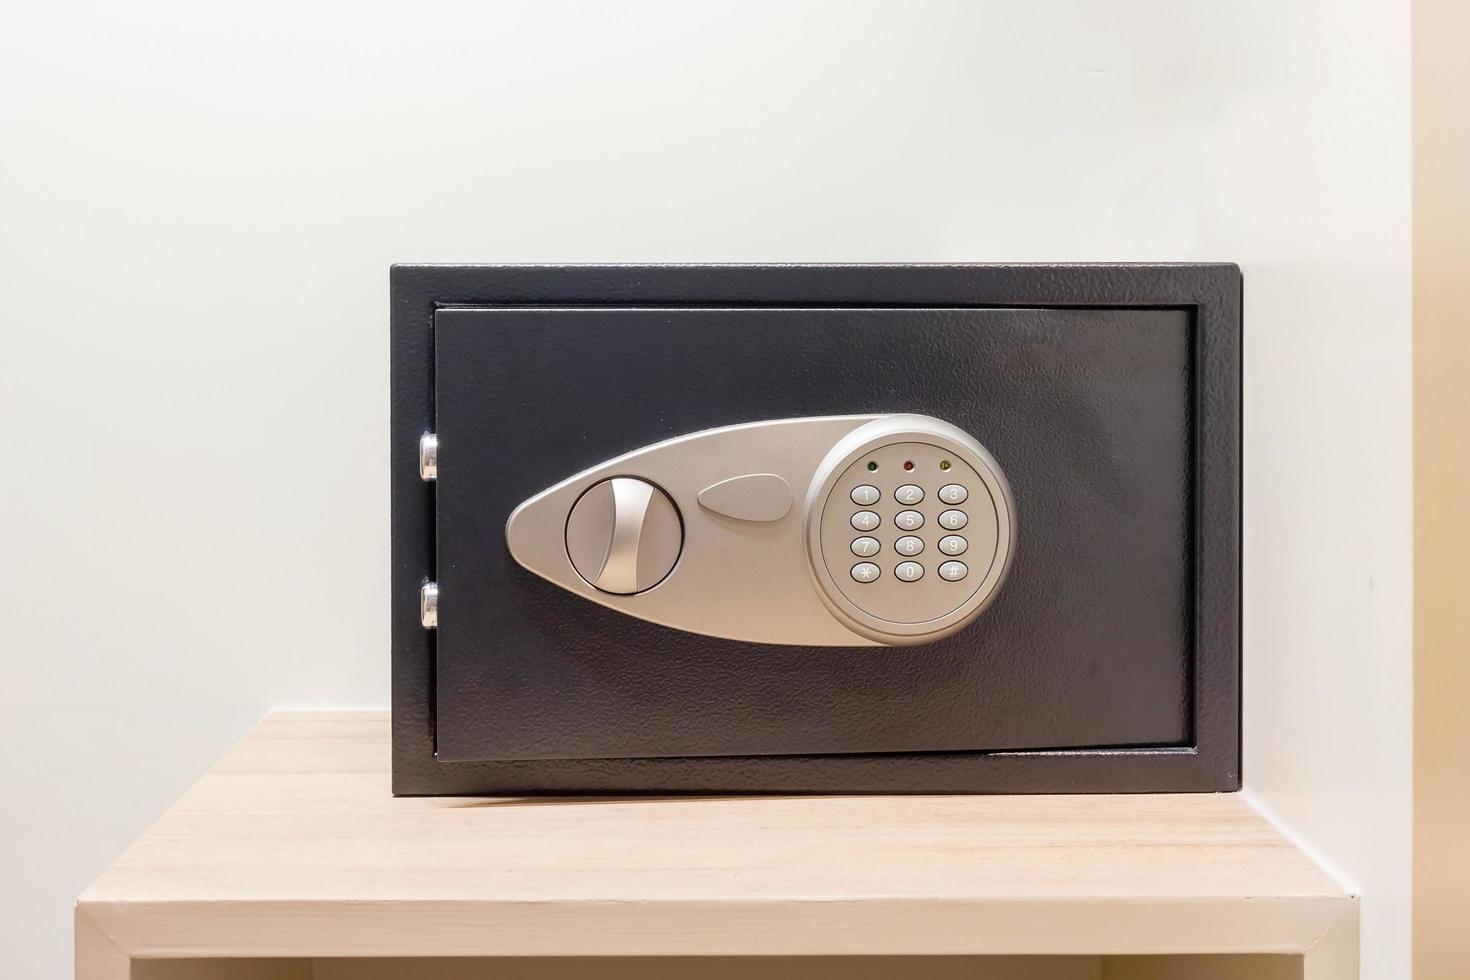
[939,484,968,504]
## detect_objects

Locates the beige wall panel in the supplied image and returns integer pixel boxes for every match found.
[1414,0,1470,975]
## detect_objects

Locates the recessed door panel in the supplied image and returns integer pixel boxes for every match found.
[431,306,1192,763]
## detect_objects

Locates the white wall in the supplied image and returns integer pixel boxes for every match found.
[0,2,1411,977]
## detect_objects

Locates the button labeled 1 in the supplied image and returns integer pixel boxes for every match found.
[850,485,880,506]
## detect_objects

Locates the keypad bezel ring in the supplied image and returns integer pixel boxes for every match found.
[802,414,1017,645]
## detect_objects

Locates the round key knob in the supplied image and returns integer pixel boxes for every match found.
[565,478,683,595]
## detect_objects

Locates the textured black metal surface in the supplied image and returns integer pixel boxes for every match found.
[390,264,1241,794]
[434,307,1191,762]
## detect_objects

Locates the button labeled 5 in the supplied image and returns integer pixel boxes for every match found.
[895,510,924,530]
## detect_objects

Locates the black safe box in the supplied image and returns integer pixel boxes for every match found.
[391,264,1241,794]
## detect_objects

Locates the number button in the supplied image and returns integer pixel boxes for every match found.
[894,510,924,531]
[895,484,924,505]
[939,561,968,581]
[850,536,880,558]
[850,485,880,506]
[938,535,967,556]
[939,484,968,505]
[894,561,925,582]
[938,509,967,530]
[851,511,880,532]
[851,562,880,583]
[895,535,924,556]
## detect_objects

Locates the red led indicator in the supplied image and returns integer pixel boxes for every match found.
[903,460,915,471]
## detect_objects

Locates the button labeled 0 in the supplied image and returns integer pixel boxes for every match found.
[895,561,925,582]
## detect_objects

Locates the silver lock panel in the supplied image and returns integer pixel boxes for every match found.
[504,414,1016,646]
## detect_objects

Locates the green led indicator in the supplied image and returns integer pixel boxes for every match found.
[866,461,878,471]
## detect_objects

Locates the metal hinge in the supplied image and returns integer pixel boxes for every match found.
[419,432,439,630]
[419,432,438,481]
[417,437,438,481]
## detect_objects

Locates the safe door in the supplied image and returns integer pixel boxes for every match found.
[390,265,1240,794]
